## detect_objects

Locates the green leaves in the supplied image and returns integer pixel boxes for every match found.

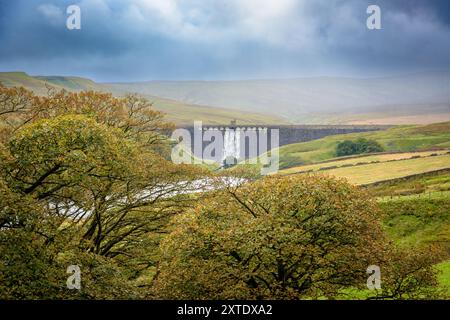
[153,175,382,299]
[336,138,384,157]
[0,86,205,299]
[153,174,441,300]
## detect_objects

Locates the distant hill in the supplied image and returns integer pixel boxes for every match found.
[105,72,450,125]
[35,75,101,92]
[0,72,289,126]
[3,71,450,125]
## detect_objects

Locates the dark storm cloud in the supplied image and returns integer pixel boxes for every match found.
[0,0,449,81]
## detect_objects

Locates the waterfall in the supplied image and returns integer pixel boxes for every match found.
[223,128,240,162]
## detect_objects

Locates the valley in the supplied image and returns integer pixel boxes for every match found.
[1,72,449,300]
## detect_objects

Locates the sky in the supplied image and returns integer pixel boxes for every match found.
[0,0,450,82]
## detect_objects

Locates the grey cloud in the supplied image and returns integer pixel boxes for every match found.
[0,0,449,81]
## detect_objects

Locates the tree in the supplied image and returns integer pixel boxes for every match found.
[335,140,357,157]
[336,138,384,157]
[0,85,37,142]
[362,138,384,153]
[152,174,441,299]
[0,167,142,299]
[0,84,173,153]
[0,86,208,299]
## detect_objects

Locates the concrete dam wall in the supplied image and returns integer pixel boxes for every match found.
[174,124,390,162]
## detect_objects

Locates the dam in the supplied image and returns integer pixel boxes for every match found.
[175,123,391,163]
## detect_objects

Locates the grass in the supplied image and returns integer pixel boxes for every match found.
[379,196,450,298]
[335,195,450,300]
[336,194,450,299]
[324,154,450,185]
[337,261,450,299]
[275,121,450,169]
[280,154,450,185]
[368,170,450,197]
[279,150,449,175]
[377,191,450,202]
[436,261,450,295]
[379,196,450,248]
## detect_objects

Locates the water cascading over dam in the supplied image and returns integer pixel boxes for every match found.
[179,123,391,164]
[223,128,241,161]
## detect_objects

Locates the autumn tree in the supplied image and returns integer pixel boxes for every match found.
[152,174,441,299]
[0,84,173,152]
[0,86,208,298]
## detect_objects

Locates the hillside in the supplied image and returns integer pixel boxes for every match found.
[367,170,450,198]
[275,121,450,169]
[279,150,450,175]
[0,72,69,94]
[105,72,450,124]
[379,192,450,295]
[3,71,449,125]
[289,154,450,185]
[0,72,288,126]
